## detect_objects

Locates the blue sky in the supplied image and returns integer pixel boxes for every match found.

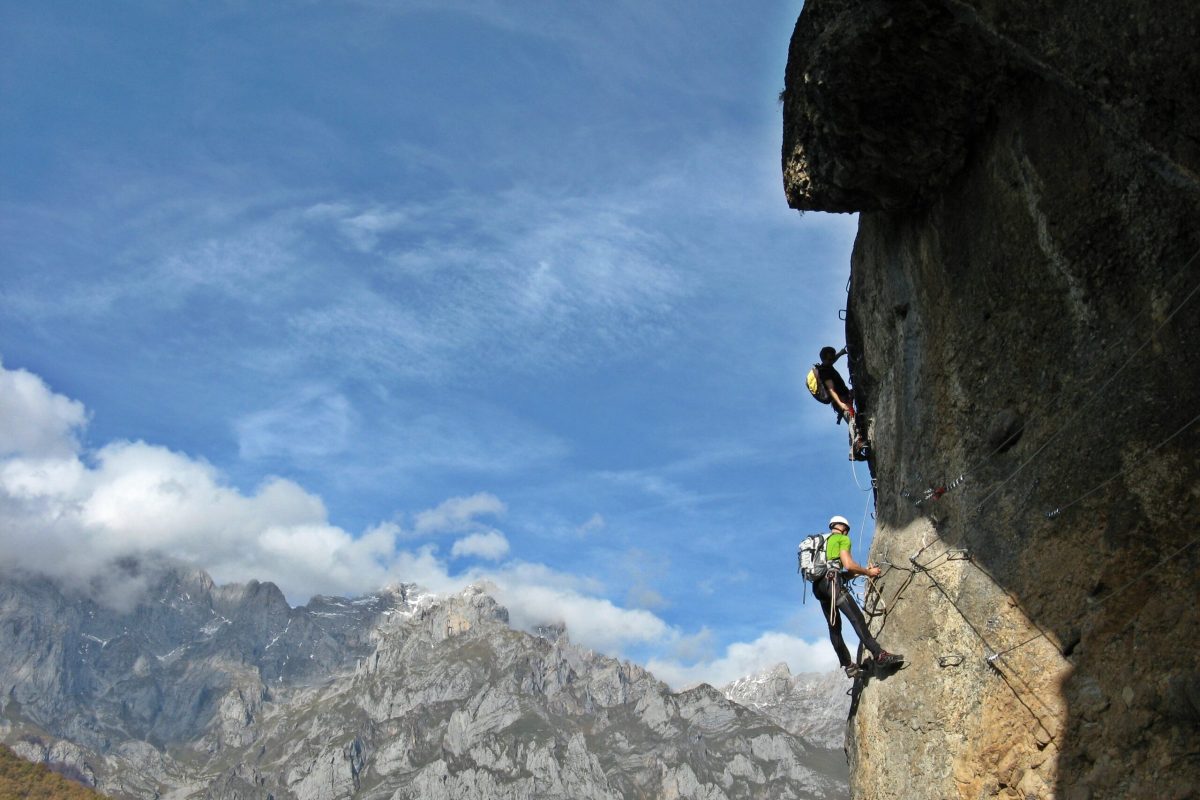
[0,1,873,686]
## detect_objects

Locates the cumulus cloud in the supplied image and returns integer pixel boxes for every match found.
[645,631,838,689]
[0,363,668,656]
[414,492,506,535]
[0,362,829,687]
[669,627,717,663]
[450,530,510,561]
[626,586,668,611]
[490,581,672,655]
[0,437,396,604]
[0,360,88,457]
[0,363,396,604]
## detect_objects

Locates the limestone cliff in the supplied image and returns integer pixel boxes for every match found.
[782,1,1200,799]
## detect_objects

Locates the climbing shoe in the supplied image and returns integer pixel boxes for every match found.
[843,664,862,679]
[875,651,905,668]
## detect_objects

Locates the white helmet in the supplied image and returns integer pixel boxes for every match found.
[828,515,851,531]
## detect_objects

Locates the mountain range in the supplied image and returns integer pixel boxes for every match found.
[0,563,849,799]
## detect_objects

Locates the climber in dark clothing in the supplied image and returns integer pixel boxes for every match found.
[817,516,903,677]
[816,346,867,460]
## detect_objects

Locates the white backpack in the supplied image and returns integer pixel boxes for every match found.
[797,534,830,581]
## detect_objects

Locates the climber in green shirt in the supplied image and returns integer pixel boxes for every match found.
[814,515,904,677]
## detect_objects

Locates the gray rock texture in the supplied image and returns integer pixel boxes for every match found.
[721,664,850,751]
[0,566,846,799]
[782,1,1200,798]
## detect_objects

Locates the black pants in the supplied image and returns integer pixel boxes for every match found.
[813,573,882,667]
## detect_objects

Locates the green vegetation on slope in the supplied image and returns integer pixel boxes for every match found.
[0,745,109,800]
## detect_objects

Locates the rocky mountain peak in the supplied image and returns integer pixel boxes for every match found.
[213,578,290,617]
[1,567,850,798]
[722,665,851,751]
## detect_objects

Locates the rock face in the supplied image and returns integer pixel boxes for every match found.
[782,2,1200,799]
[721,665,850,751]
[0,566,846,799]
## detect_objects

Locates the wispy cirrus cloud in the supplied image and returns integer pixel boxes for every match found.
[304,202,410,254]
[235,387,356,462]
[344,0,765,109]
[288,187,689,380]
[16,181,688,386]
[576,512,606,536]
[6,123,853,396]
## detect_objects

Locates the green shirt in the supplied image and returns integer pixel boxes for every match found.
[825,532,852,566]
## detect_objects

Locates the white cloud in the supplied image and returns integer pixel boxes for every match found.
[0,364,671,658]
[626,586,667,611]
[645,631,839,690]
[414,492,506,535]
[669,627,716,663]
[0,360,88,458]
[450,530,510,561]
[305,202,409,253]
[490,580,672,655]
[0,366,392,603]
[577,512,605,535]
[597,469,702,508]
[281,187,689,381]
[235,388,356,461]
[0,362,832,689]
[0,435,390,602]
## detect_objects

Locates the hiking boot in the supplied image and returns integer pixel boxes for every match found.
[843,664,862,679]
[875,651,905,668]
